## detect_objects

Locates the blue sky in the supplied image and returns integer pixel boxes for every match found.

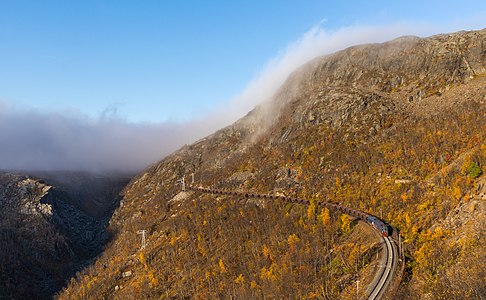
[1,1,486,123]
[1,1,486,171]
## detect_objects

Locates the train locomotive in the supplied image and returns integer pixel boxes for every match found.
[366,216,390,237]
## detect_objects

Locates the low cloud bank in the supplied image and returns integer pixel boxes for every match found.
[0,109,191,172]
[1,22,469,172]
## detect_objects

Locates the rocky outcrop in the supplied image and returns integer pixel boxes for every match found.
[245,29,486,136]
[289,29,486,99]
[0,172,127,299]
[0,173,71,299]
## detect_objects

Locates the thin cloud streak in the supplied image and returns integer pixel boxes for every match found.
[0,22,475,172]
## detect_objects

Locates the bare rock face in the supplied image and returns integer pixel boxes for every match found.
[0,176,52,217]
[476,176,486,200]
[294,30,486,98]
[16,178,53,217]
[201,29,486,150]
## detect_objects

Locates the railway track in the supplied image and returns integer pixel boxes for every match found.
[185,185,400,299]
[366,236,396,299]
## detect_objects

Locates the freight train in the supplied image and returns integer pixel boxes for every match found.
[187,185,392,237]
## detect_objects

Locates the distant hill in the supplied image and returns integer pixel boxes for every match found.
[60,29,486,299]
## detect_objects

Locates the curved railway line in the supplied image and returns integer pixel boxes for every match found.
[366,235,396,299]
[185,184,401,299]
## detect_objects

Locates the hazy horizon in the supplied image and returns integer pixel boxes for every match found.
[1,1,486,172]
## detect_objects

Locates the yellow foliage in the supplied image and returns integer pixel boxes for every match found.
[234,274,245,284]
[453,186,462,200]
[370,196,377,206]
[262,244,270,258]
[86,275,97,289]
[139,252,146,266]
[401,192,408,202]
[404,212,412,228]
[260,263,278,281]
[417,199,431,211]
[197,233,206,257]
[335,177,342,188]
[433,226,447,239]
[288,233,300,252]
[297,216,307,229]
[320,207,331,226]
[307,198,317,221]
[148,272,158,287]
[218,258,227,273]
[340,214,352,234]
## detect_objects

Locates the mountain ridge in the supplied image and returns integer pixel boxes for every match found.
[60,28,486,299]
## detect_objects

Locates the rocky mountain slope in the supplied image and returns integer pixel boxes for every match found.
[60,29,486,299]
[27,171,133,219]
[0,172,129,299]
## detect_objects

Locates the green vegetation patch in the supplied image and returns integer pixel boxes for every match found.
[465,161,483,179]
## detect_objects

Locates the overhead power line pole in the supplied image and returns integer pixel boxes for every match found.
[137,230,147,250]
[178,177,186,191]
